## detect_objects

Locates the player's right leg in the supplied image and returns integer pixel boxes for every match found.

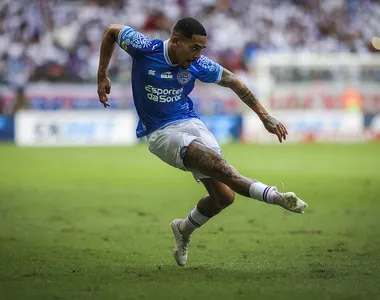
[183,140,308,214]
[171,178,234,266]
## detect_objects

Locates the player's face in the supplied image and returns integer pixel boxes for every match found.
[176,35,207,69]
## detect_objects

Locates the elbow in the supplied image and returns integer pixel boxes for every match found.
[106,24,120,30]
[231,77,245,92]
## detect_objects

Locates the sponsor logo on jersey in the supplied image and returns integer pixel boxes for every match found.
[177,70,192,84]
[160,72,173,79]
[144,85,183,103]
[148,70,156,76]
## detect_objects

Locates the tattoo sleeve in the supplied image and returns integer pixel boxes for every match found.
[217,68,269,121]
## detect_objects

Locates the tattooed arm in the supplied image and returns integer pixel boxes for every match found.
[218,68,288,143]
[218,68,267,120]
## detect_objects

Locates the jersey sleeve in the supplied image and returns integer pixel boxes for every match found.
[191,55,223,83]
[117,26,153,58]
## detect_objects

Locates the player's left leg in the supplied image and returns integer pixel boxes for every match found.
[170,178,234,266]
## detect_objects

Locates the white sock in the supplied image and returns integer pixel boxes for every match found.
[179,206,210,238]
[249,181,278,204]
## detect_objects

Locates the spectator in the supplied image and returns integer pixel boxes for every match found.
[0,0,378,84]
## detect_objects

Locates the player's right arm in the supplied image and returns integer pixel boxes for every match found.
[97,24,124,108]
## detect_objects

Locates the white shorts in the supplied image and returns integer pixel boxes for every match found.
[146,118,222,182]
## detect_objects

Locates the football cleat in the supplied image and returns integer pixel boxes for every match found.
[170,219,190,266]
[281,192,308,214]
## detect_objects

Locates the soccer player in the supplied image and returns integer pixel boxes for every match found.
[97,18,308,266]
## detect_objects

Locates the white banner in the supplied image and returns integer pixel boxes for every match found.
[242,110,364,143]
[15,110,138,146]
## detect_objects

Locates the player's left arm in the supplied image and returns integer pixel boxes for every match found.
[217,68,288,143]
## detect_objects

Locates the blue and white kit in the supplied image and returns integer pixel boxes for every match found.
[117,26,223,180]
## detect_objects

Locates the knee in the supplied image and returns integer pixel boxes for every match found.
[217,189,235,208]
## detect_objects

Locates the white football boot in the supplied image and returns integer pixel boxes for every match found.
[281,192,308,214]
[170,219,190,266]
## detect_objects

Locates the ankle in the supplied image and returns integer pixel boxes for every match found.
[271,191,284,206]
[177,221,188,237]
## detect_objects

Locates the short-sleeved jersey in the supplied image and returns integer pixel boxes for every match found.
[117,26,223,138]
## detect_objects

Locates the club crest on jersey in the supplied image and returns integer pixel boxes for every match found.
[177,70,191,85]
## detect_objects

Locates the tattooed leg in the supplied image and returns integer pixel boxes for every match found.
[183,140,255,197]
[195,179,235,217]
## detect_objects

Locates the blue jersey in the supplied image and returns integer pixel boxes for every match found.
[117,26,223,138]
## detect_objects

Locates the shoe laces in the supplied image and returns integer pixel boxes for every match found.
[177,222,190,250]
[177,238,190,257]
[281,181,285,197]
[180,237,190,249]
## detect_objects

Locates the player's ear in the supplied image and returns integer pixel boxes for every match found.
[172,35,180,46]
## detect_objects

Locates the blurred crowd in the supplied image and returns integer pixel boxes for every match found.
[0,0,379,86]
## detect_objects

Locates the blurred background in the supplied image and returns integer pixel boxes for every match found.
[0,0,379,146]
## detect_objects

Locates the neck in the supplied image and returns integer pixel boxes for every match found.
[167,39,178,64]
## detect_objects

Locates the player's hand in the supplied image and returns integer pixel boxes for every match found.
[262,116,288,143]
[97,76,111,108]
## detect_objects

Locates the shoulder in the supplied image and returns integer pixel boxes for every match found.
[190,55,220,72]
[118,26,163,53]
[188,55,223,83]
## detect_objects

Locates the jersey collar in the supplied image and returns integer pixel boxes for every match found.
[164,40,179,67]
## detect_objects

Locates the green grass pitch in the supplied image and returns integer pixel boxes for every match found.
[0,142,379,300]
